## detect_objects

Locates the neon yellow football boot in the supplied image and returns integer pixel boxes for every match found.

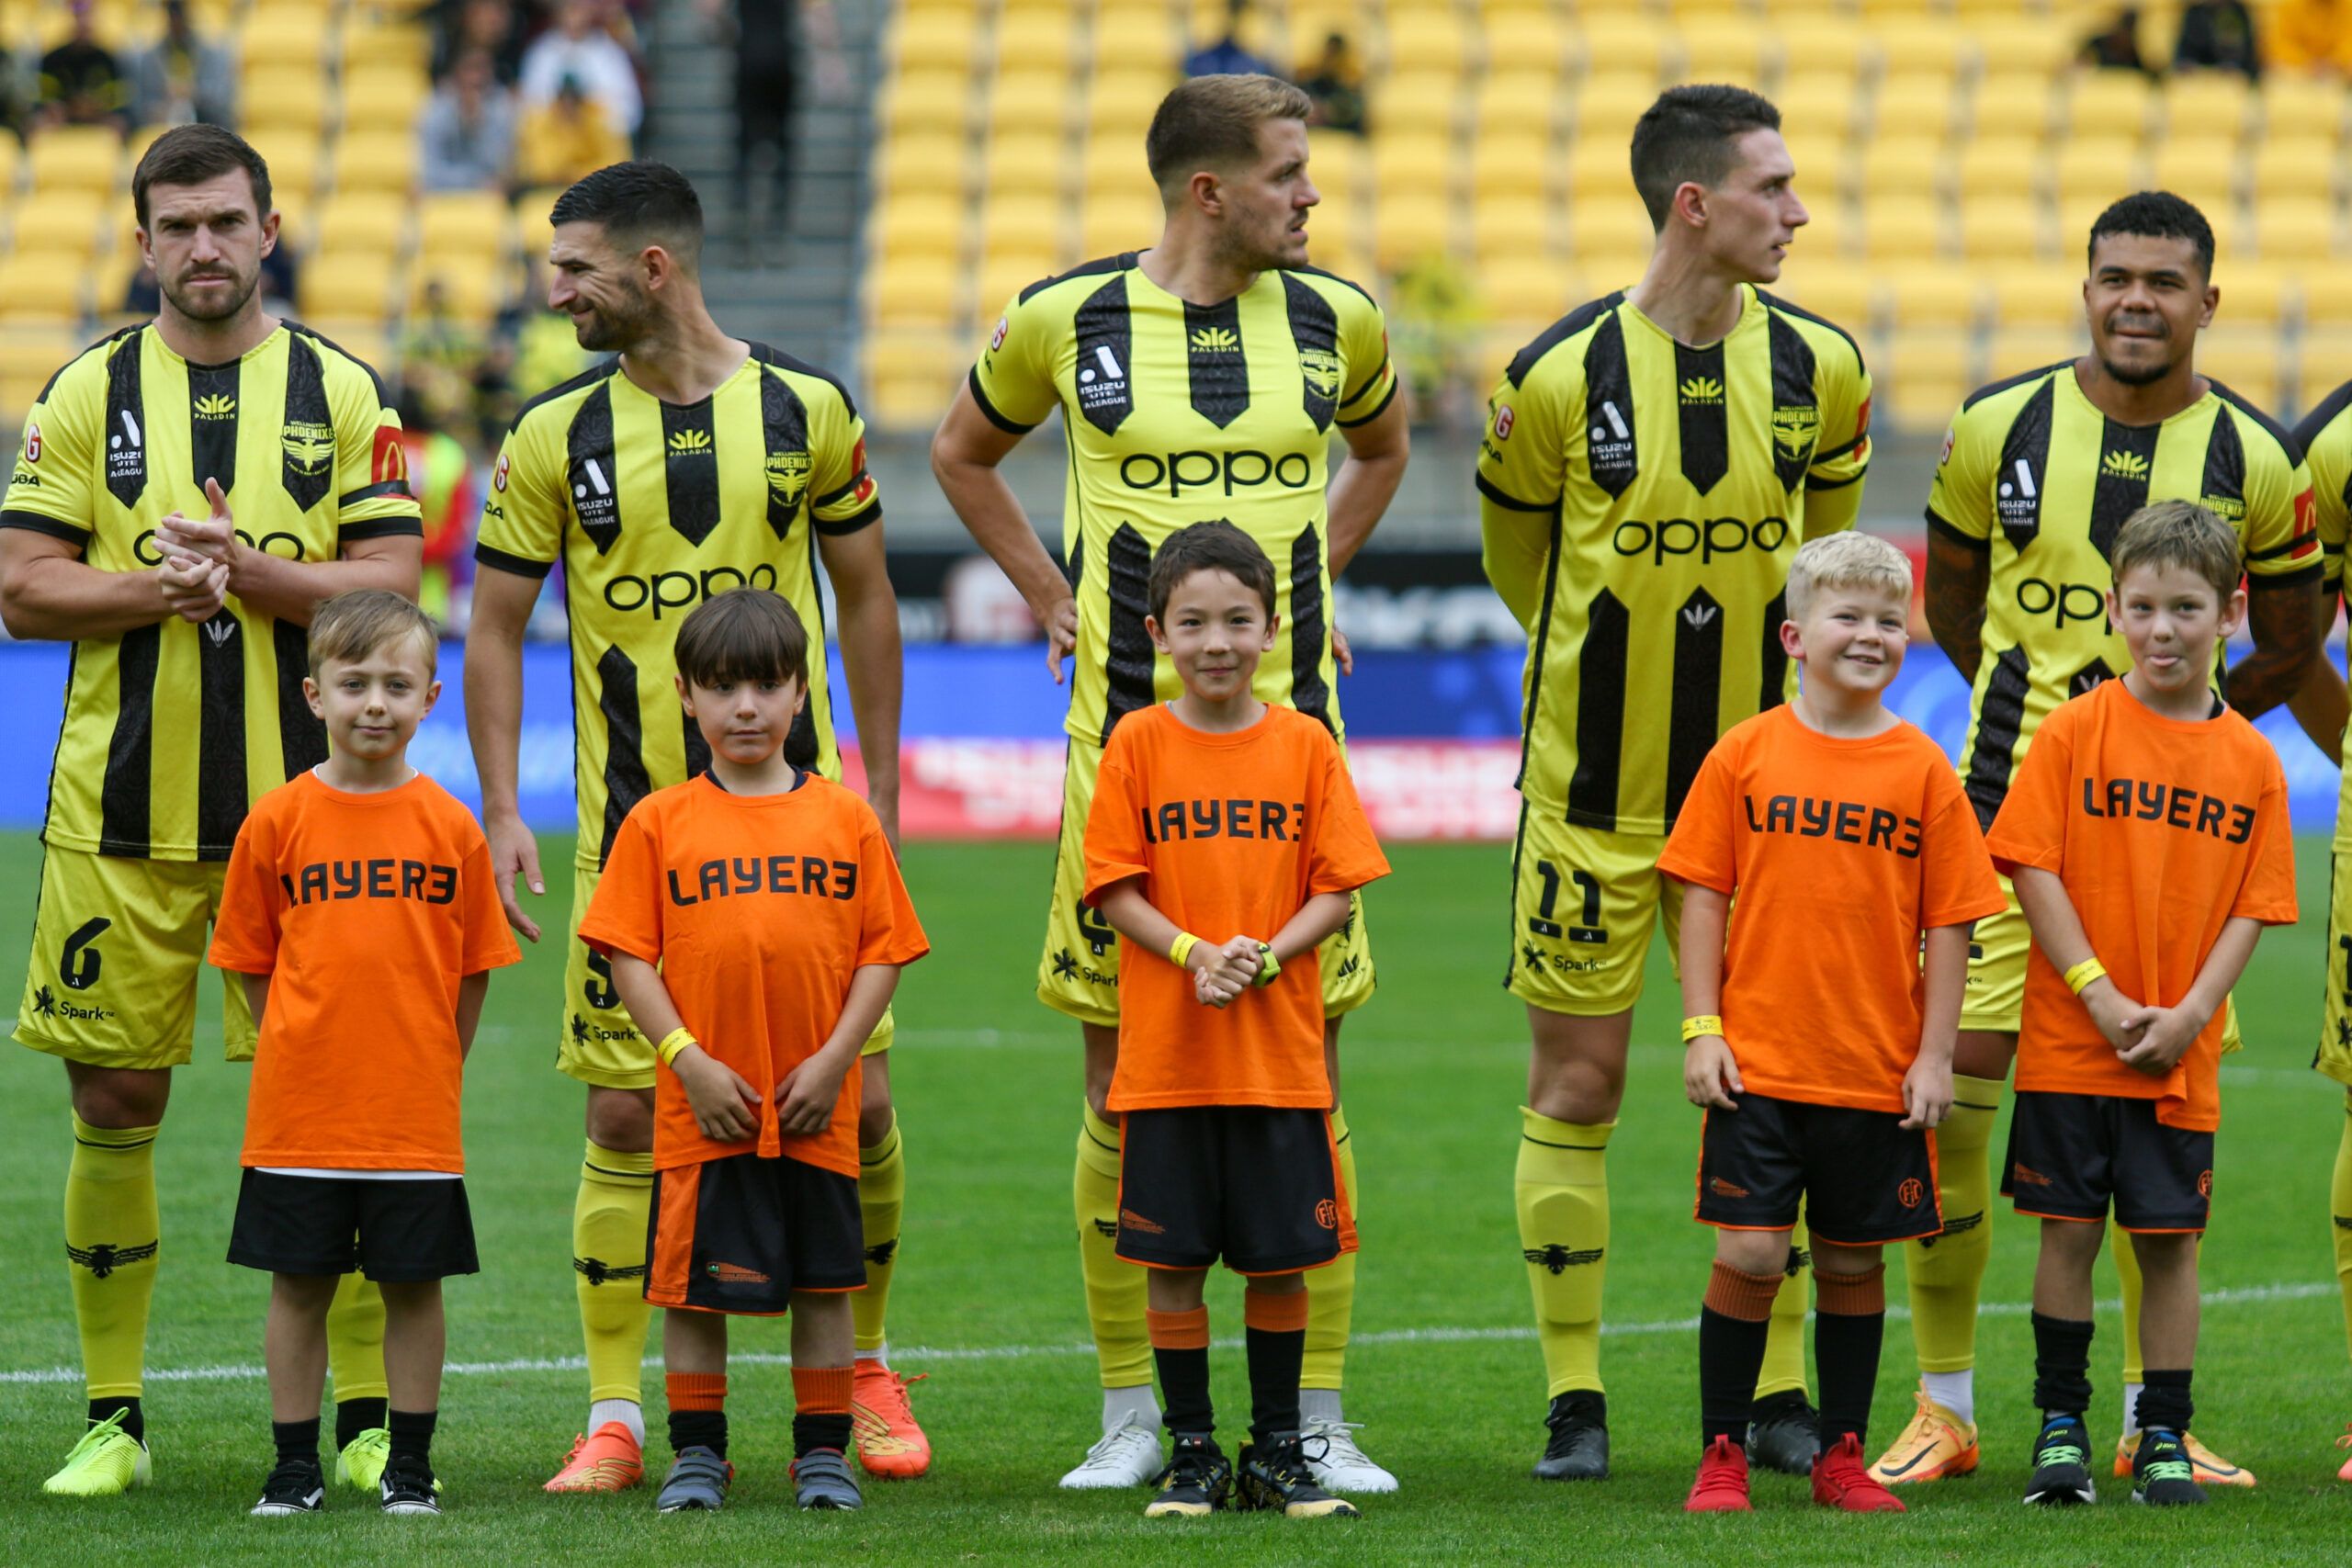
[42,1412,151,1497]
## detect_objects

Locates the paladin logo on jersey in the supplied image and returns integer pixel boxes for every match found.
[1298,346,1343,401]
[666,427,713,458]
[194,392,236,420]
[764,447,811,510]
[1189,326,1238,353]
[279,420,334,478]
[2100,448,2150,479]
[1679,376,1724,405]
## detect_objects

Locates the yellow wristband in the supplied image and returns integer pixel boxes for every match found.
[1681,1015,1725,1042]
[2064,957,2108,996]
[1169,932,1200,969]
[655,1026,696,1067]
[1252,942,1282,987]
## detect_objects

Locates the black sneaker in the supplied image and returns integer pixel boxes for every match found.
[2023,1413,2097,1506]
[378,1453,442,1516]
[250,1456,325,1517]
[2131,1427,2209,1506]
[1237,1433,1361,1518]
[1532,1391,1609,1481]
[1746,1389,1822,1476]
[1143,1433,1232,1518]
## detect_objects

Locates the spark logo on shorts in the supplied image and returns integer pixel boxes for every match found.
[1740,795,1925,857]
[664,854,860,907]
[2078,776,2257,843]
[1137,797,1308,844]
[278,860,460,905]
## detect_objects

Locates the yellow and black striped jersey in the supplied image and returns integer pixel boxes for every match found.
[2292,377,2352,851]
[1,322,420,861]
[1928,363,2318,828]
[473,344,877,871]
[1476,286,1872,835]
[968,253,1397,746]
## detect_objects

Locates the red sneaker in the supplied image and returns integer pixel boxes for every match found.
[1684,1435,1752,1512]
[1813,1431,1906,1513]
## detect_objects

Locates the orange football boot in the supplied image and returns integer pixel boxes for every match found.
[850,1364,932,1479]
[544,1421,646,1493]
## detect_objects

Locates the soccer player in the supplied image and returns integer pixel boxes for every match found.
[0,124,422,1497]
[212,591,520,1517]
[580,588,929,1515]
[931,73,1409,1492]
[1989,501,2297,1508]
[1475,84,1871,1480]
[1082,523,1391,1520]
[1665,533,2006,1515]
[1879,190,2338,1490]
[463,162,920,1490]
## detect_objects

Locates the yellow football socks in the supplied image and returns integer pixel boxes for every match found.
[65,1114,160,1401]
[2335,1093,2352,1358]
[2115,1214,2146,1387]
[1076,1102,1153,1389]
[854,1112,905,1355]
[1516,1107,1611,1398]
[1755,1213,1813,1401]
[1904,1073,2002,1373]
[575,1140,655,1405]
[325,1274,389,1404]
[1301,1106,1358,1391]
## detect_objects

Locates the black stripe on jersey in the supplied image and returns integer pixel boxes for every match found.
[284,321,390,404]
[1566,589,1628,829]
[187,360,239,493]
[1994,377,2055,551]
[1924,508,1989,551]
[1281,273,1341,432]
[1674,342,1729,495]
[506,356,622,436]
[196,606,246,856]
[786,513,825,772]
[748,342,863,421]
[1017,253,1137,307]
[1758,587,1790,713]
[1666,586,1724,820]
[336,483,418,512]
[474,541,554,578]
[103,330,147,508]
[1476,472,1555,512]
[967,367,1037,434]
[1764,310,1819,495]
[279,335,334,513]
[2207,379,2304,465]
[1336,376,1397,429]
[37,321,139,412]
[1100,523,1156,743]
[1183,298,1250,428]
[273,618,327,780]
[657,399,722,547]
[567,381,621,555]
[2292,378,2352,459]
[1751,288,1865,361]
[1962,644,2031,829]
[0,510,92,547]
[1505,293,1622,389]
[1961,360,2070,414]
[758,365,813,541]
[2088,416,2159,561]
[596,645,651,866]
[1290,264,1376,304]
[1072,276,1136,435]
[99,623,160,855]
[2195,402,2248,533]
[2069,659,2116,699]
[1583,312,1639,499]
[1289,525,1332,732]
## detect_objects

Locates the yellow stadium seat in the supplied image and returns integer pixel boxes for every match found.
[1480,255,1577,326]
[1679,19,1771,85]
[2219,264,2289,328]
[2246,200,2335,262]
[9,192,106,257]
[863,330,962,430]
[314,193,411,255]
[1383,10,1466,76]
[987,70,1071,138]
[977,252,1057,319]
[877,197,967,261]
[1476,70,1563,139]
[28,127,121,194]
[894,10,978,73]
[1570,197,1657,271]
[409,257,502,325]
[2161,73,2252,143]
[1960,193,2046,262]
[241,67,330,137]
[2147,139,2239,212]
[339,9,432,73]
[240,6,331,71]
[1374,193,1451,272]
[1773,17,1869,80]
[1881,328,1975,426]
[1778,80,1858,162]
[0,130,21,197]
[1986,263,2090,328]
[1955,137,2044,200]
[882,69,971,138]
[2259,75,2347,144]
[1775,260,1877,332]
[994,11,1074,72]
[2056,192,2114,254]
[1378,71,1460,138]
[329,131,417,196]
[0,254,86,322]
[1471,131,1552,201]
[1967,17,2074,78]
[1091,10,1174,71]
[877,131,968,199]
[417,191,511,262]
[1857,135,1942,200]
[300,250,399,320]
[1874,71,1959,142]
[1307,133,1365,203]
[1570,17,1672,84]
[984,131,1067,200]
[1080,136,1154,202]
[1871,20,1962,76]
[2064,70,2155,141]
[1473,197,1551,262]
[1987,324,2085,378]
[1571,73,1657,142]
[2247,138,2336,207]
[2196,332,2283,410]
[871,256,962,330]
[980,194,1066,262]
[1860,196,1943,262]
[513,186,565,259]
[2051,136,2146,209]
[0,326,83,417]
[1086,69,1175,136]
[1483,8,1571,77]
[2302,279,2352,333]
[1079,191,1160,257]
[1371,133,1453,198]
[342,64,430,133]
[1566,135,1628,199]
[249,134,323,214]
[1970,72,2060,144]
[1884,263,1984,331]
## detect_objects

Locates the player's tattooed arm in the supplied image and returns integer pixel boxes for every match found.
[1922,525,1990,682]
[2282,585,2348,766]
[2231,572,2327,728]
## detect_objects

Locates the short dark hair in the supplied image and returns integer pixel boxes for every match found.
[133,123,272,229]
[2112,500,2240,598]
[1148,521,1278,621]
[549,161,704,267]
[2086,189,2216,278]
[1145,74,1315,197]
[1629,85,1781,230]
[673,589,810,691]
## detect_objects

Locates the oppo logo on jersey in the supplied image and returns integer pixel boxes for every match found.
[1118,449,1314,498]
[133,526,307,565]
[603,561,781,617]
[2015,578,2109,630]
[1611,515,1790,566]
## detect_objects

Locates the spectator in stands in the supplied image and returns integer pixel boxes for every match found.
[419,48,517,193]
[2174,0,2262,77]
[701,0,843,246]
[514,75,630,188]
[2078,7,2154,74]
[520,0,642,139]
[1298,32,1366,134]
[2269,0,2352,75]
[35,0,131,131]
[431,0,536,85]
[130,1,236,128]
[1184,0,1282,80]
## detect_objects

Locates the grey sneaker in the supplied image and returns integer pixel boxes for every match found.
[656,1446,733,1513]
[791,1446,863,1510]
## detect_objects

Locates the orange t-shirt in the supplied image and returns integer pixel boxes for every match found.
[209,771,521,1172]
[579,773,929,1177]
[1082,704,1390,1111]
[1985,679,2297,1130]
[1657,705,2007,1114]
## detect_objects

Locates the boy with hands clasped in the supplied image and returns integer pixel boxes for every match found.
[1660,534,2007,1515]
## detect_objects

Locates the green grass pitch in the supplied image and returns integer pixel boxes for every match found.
[1,829,2348,1563]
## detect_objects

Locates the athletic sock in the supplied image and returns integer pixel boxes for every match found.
[2115,1219,2147,1393]
[853,1112,904,1357]
[64,1114,161,1418]
[1814,1264,1888,1449]
[666,1371,728,1458]
[1103,1383,1160,1433]
[325,1273,389,1419]
[2121,1382,2144,1439]
[1076,1102,1151,1391]
[2335,1092,2352,1360]
[575,1141,655,1410]
[273,1416,322,1467]
[2138,1368,2194,1435]
[1905,1073,2000,1380]
[2030,1312,2096,1417]
[1516,1107,1612,1398]
[334,1396,388,1450]
[1299,1386,1344,1426]
[89,1396,143,1444]
[1700,1261,1782,1445]
[1147,1306,1213,1438]
[588,1397,644,1445]
[1301,1106,1357,1394]
[1756,1216,1813,1404]
[1922,1369,1975,1427]
[387,1407,435,1469]
[1243,1288,1310,1444]
[791,1366,854,1457]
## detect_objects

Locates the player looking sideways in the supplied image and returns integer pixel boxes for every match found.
[931,73,1409,1493]
[462,162,919,1491]
[0,123,422,1497]
[1476,84,1871,1482]
[1874,189,2341,1492]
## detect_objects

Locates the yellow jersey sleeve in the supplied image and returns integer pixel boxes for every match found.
[969,285,1064,434]
[1924,394,2000,546]
[2294,381,2352,594]
[474,413,565,578]
[1802,335,1871,536]
[807,382,881,536]
[327,360,423,543]
[1475,351,1571,631]
[2242,444,2321,583]
[1,347,104,547]
[1330,283,1397,428]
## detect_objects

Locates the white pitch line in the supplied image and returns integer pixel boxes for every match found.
[0,1281,2330,1388]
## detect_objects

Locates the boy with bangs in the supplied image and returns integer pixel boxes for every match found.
[1661,534,2007,1514]
[580,589,928,1516]
[1081,522,1390,1520]
[1988,502,2298,1508]
[212,591,520,1517]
